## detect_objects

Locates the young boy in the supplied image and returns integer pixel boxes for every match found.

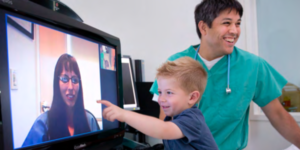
[98,57,218,150]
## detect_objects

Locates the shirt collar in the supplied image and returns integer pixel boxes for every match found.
[164,105,197,121]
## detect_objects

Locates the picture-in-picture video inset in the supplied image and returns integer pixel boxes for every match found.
[100,45,116,71]
[6,14,108,149]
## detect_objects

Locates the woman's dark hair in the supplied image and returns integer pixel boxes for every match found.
[48,53,91,140]
[194,0,243,39]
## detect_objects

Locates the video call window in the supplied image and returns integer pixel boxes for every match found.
[6,14,110,149]
[100,45,116,71]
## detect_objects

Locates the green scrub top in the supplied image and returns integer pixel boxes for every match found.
[100,52,104,69]
[150,44,287,150]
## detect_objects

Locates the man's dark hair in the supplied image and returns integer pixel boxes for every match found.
[194,0,243,39]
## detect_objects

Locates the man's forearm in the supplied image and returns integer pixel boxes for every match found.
[268,110,300,148]
[262,99,300,148]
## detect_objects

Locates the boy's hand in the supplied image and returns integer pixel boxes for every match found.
[97,100,127,122]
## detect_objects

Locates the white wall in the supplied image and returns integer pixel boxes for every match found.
[7,16,38,148]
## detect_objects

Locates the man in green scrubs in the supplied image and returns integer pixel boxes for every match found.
[150,0,300,149]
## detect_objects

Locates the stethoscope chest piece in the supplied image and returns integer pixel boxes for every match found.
[226,87,231,94]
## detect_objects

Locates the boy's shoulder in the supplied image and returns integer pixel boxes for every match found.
[164,106,219,150]
[164,106,204,125]
[173,106,204,122]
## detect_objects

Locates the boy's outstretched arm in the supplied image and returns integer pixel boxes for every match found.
[97,100,184,140]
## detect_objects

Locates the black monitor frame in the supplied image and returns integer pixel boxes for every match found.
[0,0,124,150]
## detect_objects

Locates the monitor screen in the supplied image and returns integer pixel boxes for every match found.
[121,57,138,110]
[0,7,121,149]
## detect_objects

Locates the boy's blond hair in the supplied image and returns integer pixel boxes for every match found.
[156,57,207,102]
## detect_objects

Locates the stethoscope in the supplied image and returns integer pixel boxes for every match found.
[194,46,231,94]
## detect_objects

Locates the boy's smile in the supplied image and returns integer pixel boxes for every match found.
[157,77,191,117]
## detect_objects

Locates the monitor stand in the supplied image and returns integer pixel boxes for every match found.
[28,0,83,22]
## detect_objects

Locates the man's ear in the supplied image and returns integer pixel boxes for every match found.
[198,21,208,36]
[188,91,200,105]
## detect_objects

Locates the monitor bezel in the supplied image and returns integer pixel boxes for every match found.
[0,0,125,150]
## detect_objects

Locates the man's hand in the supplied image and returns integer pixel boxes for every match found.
[97,100,127,122]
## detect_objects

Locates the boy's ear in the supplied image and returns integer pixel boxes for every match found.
[188,91,200,105]
[198,21,208,36]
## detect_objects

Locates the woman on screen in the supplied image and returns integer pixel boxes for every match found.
[22,54,100,147]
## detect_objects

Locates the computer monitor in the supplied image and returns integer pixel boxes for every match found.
[0,0,124,150]
[121,56,139,110]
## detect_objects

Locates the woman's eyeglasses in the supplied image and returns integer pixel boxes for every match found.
[59,75,80,84]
